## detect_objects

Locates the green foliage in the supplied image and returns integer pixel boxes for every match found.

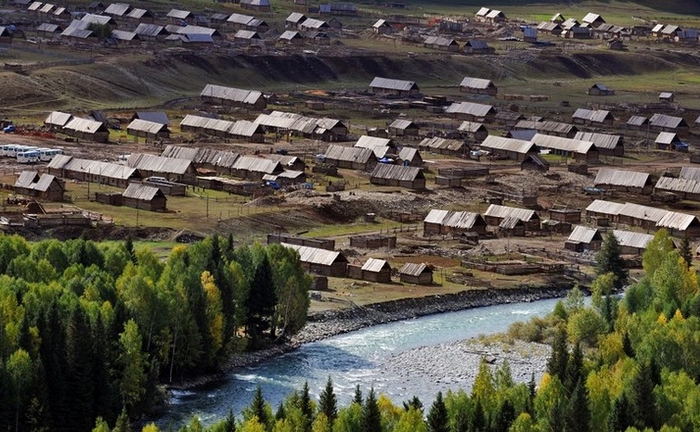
[596,232,628,290]
[426,392,448,432]
[361,388,382,432]
[88,23,114,39]
[318,376,338,425]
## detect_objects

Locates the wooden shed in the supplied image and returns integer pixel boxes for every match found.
[122,183,167,212]
[399,262,433,285]
[650,114,689,135]
[457,121,488,142]
[531,133,599,162]
[127,119,170,140]
[14,171,65,201]
[423,209,487,236]
[613,230,654,256]
[459,77,497,95]
[359,258,392,283]
[655,132,684,151]
[418,137,468,157]
[479,136,538,161]
[445,101,496,122]
[397,147,422,167]
[63,117,110,142]
[565,225,603,252]
[594,168,653,194]
[388,119,419,137]
[587,83,615,96]
[520,154,550,172]
[484,204,540,232]
[200,84,267,110]
[349,234,396,249]
[574,132,624,157]
[369,77,420,97]
[282,243,348,277]
[370,164,426,189]
[323,145,377,171]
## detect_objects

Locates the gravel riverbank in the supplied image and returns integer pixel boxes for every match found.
[171,285,570,389]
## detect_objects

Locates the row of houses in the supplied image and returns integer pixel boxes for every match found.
[585,199,700,238]
[423,204,542,238]
[565,226,655,255]
[254,111,348,142]
[592,166,700,200]
[479,133,600,162]
[180,114,265,142]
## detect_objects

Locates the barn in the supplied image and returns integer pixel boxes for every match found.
[479,136,537,161]
[127,153,196,183]
[370,164,426,189]
[484,204,540,232]
[565,225,603,252]
[122,183,167,212]
[574,132,624,157]
[281,243,348,277]
[358,258,392,283]
[571,108,614,126]
[530,133,599,162]
[594,168,653,194]
[388,119,419,137]
[200,84,267,110]
[655,132,684,151]
[399,263,433,285]
[457,121,488,142]
[649,114,689,135]
[62,118,110,143]
[323,145,377,171]
[14,171,65,201]
[127,119,170,140]
[423,209,487,236]
[445,101,496,122]
[613,230,654,256]
[459,77,497,95]
[369,77,420,97]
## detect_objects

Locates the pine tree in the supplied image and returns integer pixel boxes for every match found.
[547,327,568,380]
[113,407,131,432]
[402,396,423,413]
[565,343,584,395]
[353,385,363,405]
[299,381,313,432]
[426,391,448,432]
[361,387,382,432]
[609,394,631,432]
[246,254,277,345]
[275,402,286,421]
[596,232,628,290]
[223,409,236,432]
[564,378,590,432]
[493,400,515,432]
[124,236,137,265]
[247,385,270,430]
[679,237,693,268]
[470,401,486,432]
[318,376,338,424]
[622,331,635,358]
[629,362,657,430]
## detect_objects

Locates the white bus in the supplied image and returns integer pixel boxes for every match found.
[8,145,37,158]
[1,144,19,157]
[39,148,63,162]
[17,150,40,164]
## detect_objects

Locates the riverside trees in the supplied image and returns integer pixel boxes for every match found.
[0,233,311,432]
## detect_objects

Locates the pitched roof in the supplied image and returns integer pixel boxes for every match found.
[234,29,259,39]
[572,108,613,123]
[418,137,465,152]
[613,230,654,250]
[618,202,667,223]
[324,145,375,164]
[134,23,166,37]
[484,204,538,221]
[594,168,650,188]
[231,155,280,174]
[424,209,483,229]
[286,12,306,23]
[389,119,416,130]
[458,121,486,133]
[280,30,301,40]
[44,111,73,127]
[369,77,418,92]
[582,13,604,24]
[480,136,535,154]
[655,132,680,144]
[281,243,346,266]
[399,262,430,276]
[370,164,424,181]
[585,199,625,215]
[362,258,390,272]
[48,156,138,180]
[104,2,131,16]
[126,153,192,175]
[567,225,602,244]
[649,113,687,129]
[398,147,419,162]
[15,171,39,188]
[64,117,107,134]
[459,77,494,89]
[574,132,622,150]
[657,211,699,231]
[445,101,495,117]
[122,183,162,200]
[166,9,191,19]
[135,111,169,125]
[627,115,648,126]
[531,133,596,155]
[680,166,700,182]
[227,13,254,24]
[127,119,167,134]
[654,176,700,195]
[200,84,264,105]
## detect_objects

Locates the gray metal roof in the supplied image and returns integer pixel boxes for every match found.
[657,211,699,231]
[424,36,457,47]
[586,199,624,215]
[567,225,601,244]
[123,183,162,201]
[594,168,649,188]
[281,243,345,266]
[574,132,621,150]
[180,114,218,129]
[680,167,700,182]
[127,119,167,135]
[324,145,374,164]
[200,84,263,104]
[104,2,130,16]
[538,21,561,31]
[28,1,42,11]
[111,30,138,41]
[45,111,73,127]
[419,137,465,152]
[655,132,679,144]
[37,23,61,32]
[161,145,200,161]
[398,147,419,162]
[229,120,262,137]
[458,121,485,133]
[62,27,93,38]
[499,216,522,229]
[177,25,217,36]
[369,77,418,92]
[127,8,151,19]
[15,171,38,188]
[495,111,524,121]
[618,202,667,223]
[516,120,576,135]
[446,101,495,117]
[34,174,58,192]
[371,164,424,181]
[234,29,259,39]
[280,30,301,40]
[661,25,680,35]
[373,19,389,28]
[399,262,430,276]
[356,135,392,148]
[389,119,416,130]
[460,77,494,89]
[232,155,280,174]
[655,176,700,195]
[650,113,687,129]
[486,9,504,18]
[627,115,648,126]
[64,117,106,134]
[286,12,306,23]
[39,3,54,13]
[362,258,390,272]
[49,156,138,180]
[572,108,613,123]
[652,23,664,33]
[167,9,191,19]
[531,133,595,155]
[424,209,483,229]
[135,111,169,125]
[613,230,653,250]
[583,13,603,24]
[127,153,192,175]
[227,13,254,24]
[476,7,490,16]
[485,204,538,221]
[134,23,166,37]
[300,18,328,29]
[480,135,535,154]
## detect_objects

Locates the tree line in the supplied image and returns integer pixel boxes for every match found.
[119,229,700,432]
[0,233,311,432]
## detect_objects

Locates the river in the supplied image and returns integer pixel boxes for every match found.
[156,297,561,428]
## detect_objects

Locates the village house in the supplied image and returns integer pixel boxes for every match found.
[649,114,689,135]
[423,209,487,236]
[445,101,496,122]
[355,135,395,158]
[279,30,303,45]
[585,199,624,225]
[564,225,603,252]
[14,171,65,201]
[126,8,155,24]
[571,108,615,126]
[514,120,578,138]
[463,40,494,54]
[131,111,169,125]
[268,234,335,250]
[397,147,423,167]
[656,211,700,238]
[233,30,262,45]
[166,9,192,24]
[388,119,419,137]
[494,110,525,127]
[121,183,167,212]
[398,263,433,285]
[370,164,426,189]
[594,168,653,194]
[348,234,396,249]
[372,19,393,34]
[133,23,169,41]
[418,137,468,157]
[126,153,197,183]
[230,156,283,181]
[126,119,170,140]
[654,177,700,202]
[281,243,348,277]
[613,230,655,256]
[369,77,420,97]
[659,92,675,103]
[655,132,685,151]
[348,258,392,283]
[457,121,489,142]
[475,7,490,21]
[582,13,605,28]
[44,111,73,131]
[626,115,649,131]
[485,9,506,23]
[62,118,110,143]
[564,27,591,39]
[48,155,141,188]
[530,133,599,162]
[479,136,537,161]
[574,132,624,157]
[484,204,541,231]
[200,84,267,110]
[423,36,459,51]
[285,12,307,29]
[240,0,271,12]
[520,154,550,172]
[537,21,562,35]
[459,77,497,96]
[587,83,615,95]
[323,145,377,171]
